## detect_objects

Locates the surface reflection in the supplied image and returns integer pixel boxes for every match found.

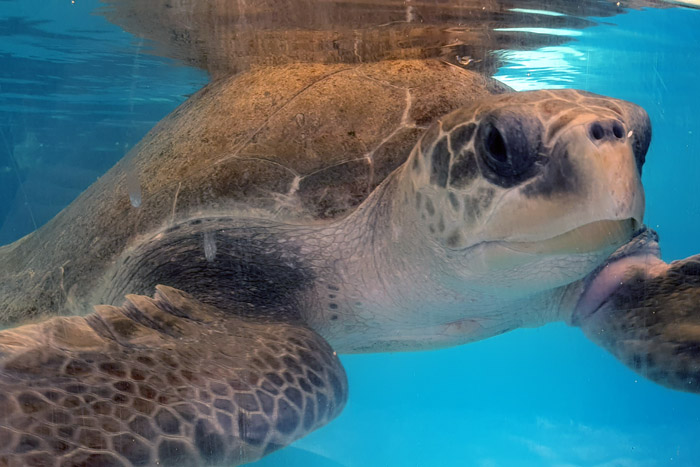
[100,0,671,77]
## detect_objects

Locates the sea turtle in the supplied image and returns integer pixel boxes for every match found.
[0,59,699,467]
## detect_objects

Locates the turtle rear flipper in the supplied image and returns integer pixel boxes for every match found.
[576,254,700,394]
[0,286,347,466]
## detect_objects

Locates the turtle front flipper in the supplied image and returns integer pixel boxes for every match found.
[575,253,700,394]
[0,286,347,466]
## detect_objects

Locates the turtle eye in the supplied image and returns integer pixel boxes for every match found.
[477,111,543,187]
[484,125,508,166]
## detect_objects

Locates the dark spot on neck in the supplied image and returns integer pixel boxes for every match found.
[424,197,435,216]
[446,231,462,248]
[412,154,421,173]
[448,192,460,211]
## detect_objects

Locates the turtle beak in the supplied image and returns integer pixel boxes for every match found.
[572,117,646,229]
[543,118,645,252]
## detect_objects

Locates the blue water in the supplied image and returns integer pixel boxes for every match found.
[0,0,207,243]
[1,2,699,466]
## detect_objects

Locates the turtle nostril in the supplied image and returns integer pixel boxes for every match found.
[612,121,625,139]
[589,120,627,143]
[589,122,605,141]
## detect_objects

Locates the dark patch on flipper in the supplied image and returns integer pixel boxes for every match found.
[577,254,700,394]
[0,286,348,466]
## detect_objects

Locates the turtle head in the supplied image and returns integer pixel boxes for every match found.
[405,89,651,292]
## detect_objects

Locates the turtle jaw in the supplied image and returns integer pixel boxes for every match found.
[503,218,641,256]
[458,218,641,295]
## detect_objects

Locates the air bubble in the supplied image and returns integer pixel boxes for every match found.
[126,166,142,208]
[203,231,217,262]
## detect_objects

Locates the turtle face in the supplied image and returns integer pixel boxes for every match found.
[406,89,651,290]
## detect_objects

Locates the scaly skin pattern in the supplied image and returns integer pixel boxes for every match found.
[0,286,347,466]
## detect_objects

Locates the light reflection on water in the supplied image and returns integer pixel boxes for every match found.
[100,0,666,77]
[495,47,586,90]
